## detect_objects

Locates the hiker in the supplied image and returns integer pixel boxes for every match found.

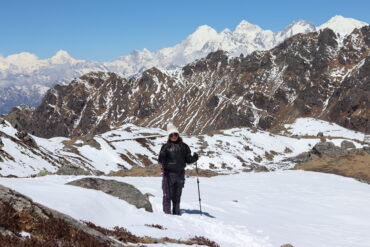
[158,122,199,215]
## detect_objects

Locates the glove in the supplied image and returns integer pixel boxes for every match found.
[192,152,199,162]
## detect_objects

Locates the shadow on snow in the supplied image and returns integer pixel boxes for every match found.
[181,209,215,218]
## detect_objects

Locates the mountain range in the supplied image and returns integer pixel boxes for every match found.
[0,15,367,114]
[4,22,370,139]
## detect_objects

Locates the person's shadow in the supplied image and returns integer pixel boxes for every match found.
[181,209,215,218]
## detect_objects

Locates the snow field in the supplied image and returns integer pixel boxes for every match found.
[1,171,370,247]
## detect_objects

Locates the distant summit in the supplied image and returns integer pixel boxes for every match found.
[318,15,368,34]
[0,16,368,113]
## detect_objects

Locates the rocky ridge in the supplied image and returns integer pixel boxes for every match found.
[0,16,367,114]
[6,26,370,138]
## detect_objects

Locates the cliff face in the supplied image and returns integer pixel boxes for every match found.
[7,26,370,138]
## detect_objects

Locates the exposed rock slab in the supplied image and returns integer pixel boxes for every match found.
[312,141,347,157]
[67,177,153,212]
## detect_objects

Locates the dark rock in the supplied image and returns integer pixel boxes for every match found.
[67,178,153,212]
[0,138,3,149]
[294,100,312,115]
[258,116,275,129]
[253,165,269,172]
[85,138,101,149]
[340,140,356,149]
[274,88,288,104]
[317,132,324,137]
[312,142,346,157]
[363,146,370,154]
[206,95,219,108]
[15,131,37,148]
[280,244,294,247]
[318,28,338,48]
[242,163,269,172]
[206,50,228,66]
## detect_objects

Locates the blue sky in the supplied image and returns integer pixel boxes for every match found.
[1,0,369,61]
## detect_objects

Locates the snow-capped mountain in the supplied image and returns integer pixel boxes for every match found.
[0,15,367,114]
[318,15,368,35]
[7,24,370,138]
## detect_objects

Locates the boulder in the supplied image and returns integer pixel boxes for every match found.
[0,138,3,149]
[288,141,351,165]
[340,140,356,149]
[66,178,153,212]
[312,141,346,157]
[0,184,122,246]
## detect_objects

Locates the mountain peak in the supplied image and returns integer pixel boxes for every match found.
[234,20,262,34]
[51,50,75,63]
[280,20,316,36]
[318,15,368,35]
[185,25,219,50]
[192,25,217,36]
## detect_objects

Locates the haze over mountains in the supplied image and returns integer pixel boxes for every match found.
[0,15,368,114]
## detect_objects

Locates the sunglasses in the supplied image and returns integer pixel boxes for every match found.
[170,133,179,137]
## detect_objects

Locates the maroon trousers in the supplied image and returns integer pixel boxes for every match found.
[162,169,185,215]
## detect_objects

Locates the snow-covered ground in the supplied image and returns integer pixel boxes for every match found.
[0,118,367,177]
[0,171,370,247]
[284,118,366,141]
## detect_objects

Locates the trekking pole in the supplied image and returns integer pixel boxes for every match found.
[195,161,203,216]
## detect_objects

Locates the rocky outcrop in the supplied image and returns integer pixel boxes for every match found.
[242,163,269,172]
[312,142,347,157]
[66,178,153,212]
[56,165,98,176]
[286,141,350,164]
[0,184,122,246]
[6,26,370,138]
[15,130,37,148]
[340,140,356,149]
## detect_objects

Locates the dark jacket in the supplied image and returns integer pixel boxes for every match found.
[158,141,197,173]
